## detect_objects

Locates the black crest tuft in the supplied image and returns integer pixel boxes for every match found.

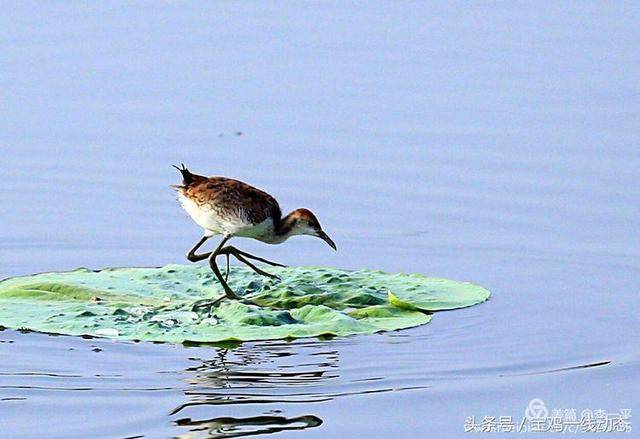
[173,163,194,186]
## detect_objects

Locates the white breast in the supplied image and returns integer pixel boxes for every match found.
[178,193,223,236]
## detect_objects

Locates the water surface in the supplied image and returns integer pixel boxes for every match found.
[1,2,638,437]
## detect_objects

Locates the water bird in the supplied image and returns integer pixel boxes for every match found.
[173,164,336,306]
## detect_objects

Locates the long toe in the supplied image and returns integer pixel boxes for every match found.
[262,260,286,268]
[247,265,279,280]
[192,296,226,311]
[239,298,259,307]
[255,270,280,280]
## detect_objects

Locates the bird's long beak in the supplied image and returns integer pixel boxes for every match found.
[317,230,337,251]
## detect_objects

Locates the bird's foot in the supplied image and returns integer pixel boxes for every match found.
[239,297,261,307]
[228,251,282,280]
[191,295,227,312]
[253,258,287,268]
[191,287,238,310]
[252,266,281,281]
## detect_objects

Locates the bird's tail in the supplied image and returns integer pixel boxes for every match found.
[172,163,195,187]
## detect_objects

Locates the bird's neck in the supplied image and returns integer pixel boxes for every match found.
[273,210,300,241]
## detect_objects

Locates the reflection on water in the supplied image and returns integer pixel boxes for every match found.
[172,342,339,413]
[171,339,433,437]
[175,415,322,438]
[173,343,328,437]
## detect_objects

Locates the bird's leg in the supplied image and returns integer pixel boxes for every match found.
[186,236,212,262]
[236,253,281,280]
[192,236,237,312]
[224,253,230,282]
[206,247,269,308]
[208,236,237,299]
[220,246,281,280]
[186,235,232,292]
[224,246,287,268]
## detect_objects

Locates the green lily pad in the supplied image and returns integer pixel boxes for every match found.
[0,265,490,343]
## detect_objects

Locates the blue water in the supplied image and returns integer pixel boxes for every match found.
[1,2,638,437]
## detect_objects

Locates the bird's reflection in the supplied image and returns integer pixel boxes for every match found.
[175,414,322,438]
[171,340,338,437]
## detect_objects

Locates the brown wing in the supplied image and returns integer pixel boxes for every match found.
[184,177,282,225]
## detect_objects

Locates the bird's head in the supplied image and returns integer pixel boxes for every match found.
[284,208,337,250]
